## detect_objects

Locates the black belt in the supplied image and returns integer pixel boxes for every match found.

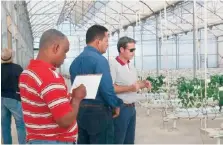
[80,104,107,108]
[124,103,135,107]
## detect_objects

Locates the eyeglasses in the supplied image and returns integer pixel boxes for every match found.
[128,48,136,52]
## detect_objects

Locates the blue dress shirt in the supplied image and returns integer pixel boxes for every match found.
[69,45,123,108]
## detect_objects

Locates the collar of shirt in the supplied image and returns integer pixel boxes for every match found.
[84,45,102,55]
[115,56,130,66]
[29,59,56,70]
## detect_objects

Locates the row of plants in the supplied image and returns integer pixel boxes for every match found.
[145,74,223,110]
[177,75,223,109]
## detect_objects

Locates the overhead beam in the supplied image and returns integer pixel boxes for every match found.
[162,21,223,39]
[30,13,61,16]
[111,1,183,34]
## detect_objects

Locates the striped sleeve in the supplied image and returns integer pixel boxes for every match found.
[40,79,73,120]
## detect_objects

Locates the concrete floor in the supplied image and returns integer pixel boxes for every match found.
[10,106,222,144]
[135,106,222,144]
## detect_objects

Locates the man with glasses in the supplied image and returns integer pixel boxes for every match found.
[109,36,151,144]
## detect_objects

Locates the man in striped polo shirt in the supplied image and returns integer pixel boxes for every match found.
[109,36,151,144]
[19,29,86,144]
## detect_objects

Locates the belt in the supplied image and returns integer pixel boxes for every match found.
[80,104,107,108]
[124,103,135,107]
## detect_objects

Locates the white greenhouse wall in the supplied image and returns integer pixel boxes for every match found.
[1,1,34,68]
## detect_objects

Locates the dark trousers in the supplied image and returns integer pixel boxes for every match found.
[77,104,114,144]
[1,97,26,144]
[114,104,136,144]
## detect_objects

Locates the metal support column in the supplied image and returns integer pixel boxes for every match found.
[204,0,208,127]
[175,35,179,69]
[141,24,143,71]
[193,0,197,78]
[159,38,162,69]
[107,39,110,61]
[133,26,136,67]
[198,30,201,69]
[118,31,120,39]
[156,15,159,76]
[216,37,219,67]
[78,37,80,54]
[177,36,180,68]
[70,22,71,36]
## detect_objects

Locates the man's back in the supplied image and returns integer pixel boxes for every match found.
[70,46,102,75]
[1,49,27,144]
[1,63,23,101]
[70,46,122,107]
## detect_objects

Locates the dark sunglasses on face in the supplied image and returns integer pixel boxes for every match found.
[128,48,136,52]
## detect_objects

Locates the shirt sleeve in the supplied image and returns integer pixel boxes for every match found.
[40,77,73,120]
[69,62,75,85]
[95,58,123,108]
[16,65,24,93]
[109,60,117,84]
[14,64,23,78]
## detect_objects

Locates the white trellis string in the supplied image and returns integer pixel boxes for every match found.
[159,1,169,113]
[119,12,122,31]
[204,0,208,129]
[194,0,199,71]
[135,12,138,26]
[160,12,163,41]
[163,1,170,99]
[138,12,141,25]
[136,12,140,26]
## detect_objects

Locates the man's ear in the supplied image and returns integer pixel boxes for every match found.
[96,39,100,45]
[120,47,125,53]
[52,43,59,54]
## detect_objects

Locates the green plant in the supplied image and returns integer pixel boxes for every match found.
[208,75,223,111]
[177,75,223,109]
[177,77,205,108]
[146,75,165,94]
[177,77,193,108]
[145,74,223,110]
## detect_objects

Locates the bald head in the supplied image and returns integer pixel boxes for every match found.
[39,29,66,49]
[37,29,69,68]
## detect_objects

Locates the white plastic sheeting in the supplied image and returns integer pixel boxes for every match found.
[26,0,223,39]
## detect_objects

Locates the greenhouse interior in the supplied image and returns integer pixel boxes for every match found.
[1,0,223,144]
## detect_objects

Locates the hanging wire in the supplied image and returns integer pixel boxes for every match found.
[163,1,171,114]
[203,0,208,128]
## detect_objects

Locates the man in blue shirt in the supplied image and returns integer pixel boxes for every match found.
[69,25,123,144]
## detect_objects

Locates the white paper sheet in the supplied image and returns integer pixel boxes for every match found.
[70,74,102,99]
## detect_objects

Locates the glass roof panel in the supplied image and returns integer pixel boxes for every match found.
[26,0,223,41]
[26,0,64,38]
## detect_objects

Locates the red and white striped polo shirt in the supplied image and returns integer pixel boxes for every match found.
[19,59,78,142]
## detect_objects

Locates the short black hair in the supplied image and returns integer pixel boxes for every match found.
[117,36,136,53]
[39,29,66,49]
[86,25,108,44]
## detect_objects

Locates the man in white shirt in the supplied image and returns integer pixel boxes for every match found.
[109,36,151,144]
